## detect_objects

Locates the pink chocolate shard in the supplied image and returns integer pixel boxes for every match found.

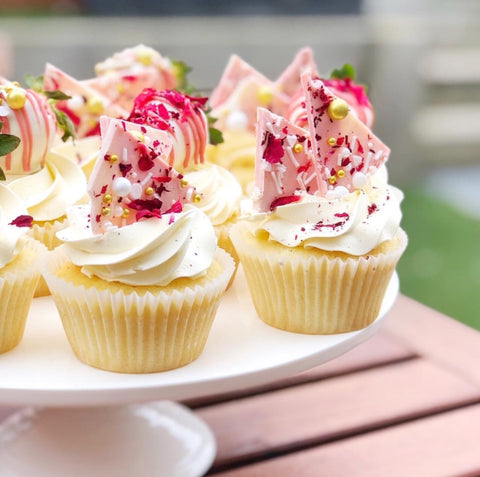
[209,55,272,108]
[43,63,127,138]
[323,77,375,128]
[301,71,390,195]
[209,55,289,117]
[88,116,195,234]
[275,47,319,98]
[255,107,318,213]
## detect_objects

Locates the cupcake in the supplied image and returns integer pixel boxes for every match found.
[0,80,87,296]
[44,116,234,373]
[231,71,407,334]
[85,44,181,111]
[0,184,45,353]
[43,45,186,140]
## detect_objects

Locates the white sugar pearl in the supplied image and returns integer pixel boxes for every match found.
[352,172,368,189]
[67,95,84,111]
[325,186,349,199]
[112,177,132,196]
[129,183,142,200]
[226,110,248,131]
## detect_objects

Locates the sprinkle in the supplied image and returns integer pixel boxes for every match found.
[131,130,145,142]
[257,85,273,105]
[113,177,131,196]
[86,96,104,115]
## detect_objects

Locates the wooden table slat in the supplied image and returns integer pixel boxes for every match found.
[187,331,415,408]
[200,358,480,470]
[385,295,480,386]
[211,403,480,477]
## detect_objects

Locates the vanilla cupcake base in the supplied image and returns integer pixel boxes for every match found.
[231,223,407,334]
[44,247,235,373]
[0,238,45,353]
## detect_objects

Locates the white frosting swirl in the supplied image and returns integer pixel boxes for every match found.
[184,163,242,225]
[0,184,29,268]
[249,167,402,256]
[7,151,87,222]
[57,204,217,286]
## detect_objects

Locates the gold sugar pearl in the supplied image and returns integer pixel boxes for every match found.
[122,208,130,218]
[328,176,337,185]
[101,207,111,216]
[6,89,26,109]
[109,154,119,164]
[136,49,153,66]
[131,130,145,142]
[193,193,202,203]
[145,187,154,195]
[103,193,112,204]
[87,96,104,115]
[116,83,125,94]
[181,179,189,188]
[327,137,337,146]
[337,170,346,178]
[293,143,303,153]
[257,86,273,106]
[327,98,349,121]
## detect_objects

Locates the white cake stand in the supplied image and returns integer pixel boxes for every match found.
[0,269,399,477]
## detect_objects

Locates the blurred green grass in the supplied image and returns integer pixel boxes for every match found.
[397,187,480,330]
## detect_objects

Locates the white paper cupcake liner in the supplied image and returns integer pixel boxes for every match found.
[44,247,235,373]
[0,238,46,353]
[231,223,407,334]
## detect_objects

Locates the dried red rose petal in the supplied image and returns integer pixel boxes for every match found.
[9,215,33,228]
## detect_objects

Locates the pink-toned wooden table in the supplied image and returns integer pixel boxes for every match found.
[186,295,480,476]
[1,294,479,476]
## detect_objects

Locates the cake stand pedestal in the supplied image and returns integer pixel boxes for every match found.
[0,270,399,477]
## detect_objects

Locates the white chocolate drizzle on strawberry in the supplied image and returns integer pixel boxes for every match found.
[126,89,209,171]
[88,116,196,234]
[0,80,56,175]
